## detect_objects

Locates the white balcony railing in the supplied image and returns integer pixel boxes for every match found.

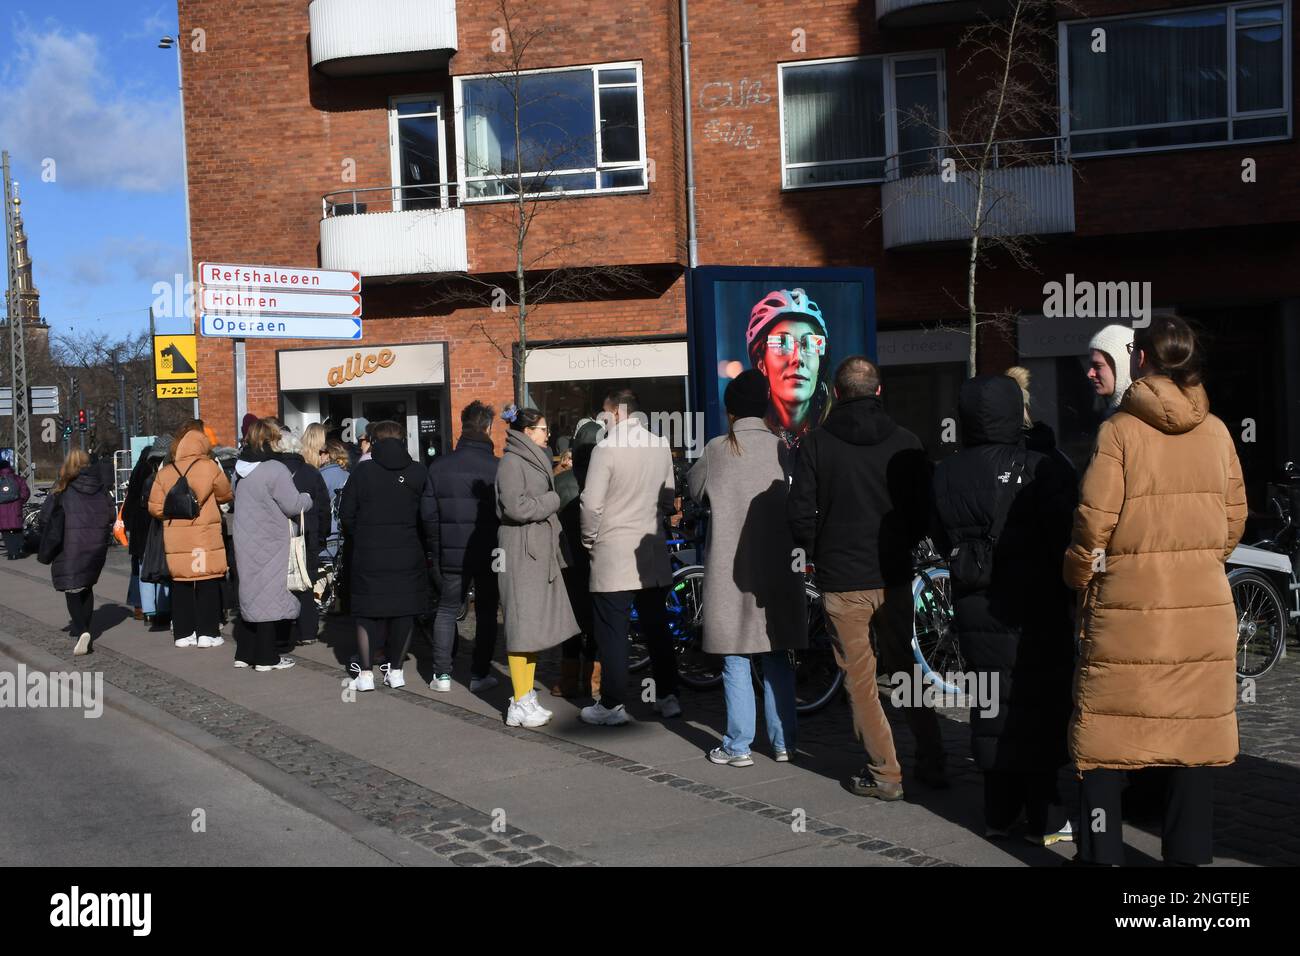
[309,0,458,76]
[881,137,1075,250]
[876,0,1011,27]
[321,185,468,277]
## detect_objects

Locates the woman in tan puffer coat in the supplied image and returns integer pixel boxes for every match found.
[1063,315,1246,866]
[149,421,233,649]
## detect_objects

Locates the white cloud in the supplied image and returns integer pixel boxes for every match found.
[0,26,183,192]
[64,236,187,287]
[122,7,175,43]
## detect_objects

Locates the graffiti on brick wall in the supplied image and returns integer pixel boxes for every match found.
[698,78,770,149]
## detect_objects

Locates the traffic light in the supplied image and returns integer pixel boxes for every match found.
[77,409,87,431]
[88,408,97,431]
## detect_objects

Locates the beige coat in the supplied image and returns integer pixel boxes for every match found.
[148,429,233,581]
[1063,376,1247,772]
[580,417,676,593]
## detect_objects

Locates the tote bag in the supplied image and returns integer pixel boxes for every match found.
[140,519,171,584]
[287,509,311,592]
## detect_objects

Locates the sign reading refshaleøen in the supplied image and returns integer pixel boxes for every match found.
[198,262,365,341]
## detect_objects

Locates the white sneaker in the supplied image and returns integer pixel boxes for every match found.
[233,660,250,668]
[429,673,452,692]
[579,702,629,726]
[174,633,198,647]
[73,632,92,656]
[469,673,498,693]
[348,663,375,692]
[506,695,549,728]
[653,694,682,719]
[524,689,552,720]
[255,656,296,672]
[382,663,406,689]
[197,635,224,648]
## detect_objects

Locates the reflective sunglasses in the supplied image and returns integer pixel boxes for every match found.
[766,332,826,356]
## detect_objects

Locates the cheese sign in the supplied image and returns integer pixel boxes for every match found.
[201,287,362,317]
[199,262,361,293]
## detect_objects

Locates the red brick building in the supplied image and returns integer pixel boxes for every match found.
[179,0,1299,499]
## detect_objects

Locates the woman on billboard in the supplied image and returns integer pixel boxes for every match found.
[746,289,830,453]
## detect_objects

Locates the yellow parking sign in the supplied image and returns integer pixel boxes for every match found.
[155,335,199,381]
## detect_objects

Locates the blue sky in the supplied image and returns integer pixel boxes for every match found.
[1,1,193,342]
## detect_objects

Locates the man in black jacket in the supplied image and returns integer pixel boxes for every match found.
[420,401,502,693]
[788,356,944,800]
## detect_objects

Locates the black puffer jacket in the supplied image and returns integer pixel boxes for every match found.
[340,438,432,617]
[276,452,331,576]
[44,468,115,591]
[121,445,167,560]
[931,376,1078,771]
[419,430,499,573]
[787,395,931,592]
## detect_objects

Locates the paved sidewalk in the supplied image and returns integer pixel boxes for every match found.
[2,549,1293,866]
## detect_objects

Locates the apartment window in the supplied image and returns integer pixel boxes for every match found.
[779,53,945,188]
[455,62,647,200]
[389,96,448,211]
[1062,2,1290,156]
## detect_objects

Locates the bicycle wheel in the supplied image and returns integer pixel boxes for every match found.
[911,566,964,696]
[457,582,474,624]
[754,585,844,715]
[667,566,723,690]
[627,601,651,673]
[1229,568,1287,679]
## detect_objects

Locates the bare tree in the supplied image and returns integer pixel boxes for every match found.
[882,0,1072,376]
[424,0,655,406]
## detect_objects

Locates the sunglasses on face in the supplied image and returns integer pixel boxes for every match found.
[766,332,826,356]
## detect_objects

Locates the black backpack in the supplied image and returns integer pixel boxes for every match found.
[0,474,18,505]
[163,460,201,520]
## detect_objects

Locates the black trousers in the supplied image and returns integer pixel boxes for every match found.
[1077,767,1215,865]
[172,579,223,639]
[234,618,290,667]
[984,768,1068,835]
[292,589,319,646]
[592,587,678,709]
[3,529,23,559]
[65,590,94,635]
[431,567,499,678]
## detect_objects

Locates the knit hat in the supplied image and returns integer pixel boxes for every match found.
[1088,324,1135,411]
[725,368,770,419]
[240,413,258,439]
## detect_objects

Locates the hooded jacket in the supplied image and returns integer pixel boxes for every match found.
[44,467,115,591]
[339,437,431,618]
[787,395,931,592]
[420,429,500,574]
[932,376,1078,771]
[148,429,234,581]
[0,463,31,532]
[275,452,330,575]
[231,448,312,622]
[1064,375,1247,771]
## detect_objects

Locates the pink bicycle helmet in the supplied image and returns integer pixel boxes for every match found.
[746,289,827,357]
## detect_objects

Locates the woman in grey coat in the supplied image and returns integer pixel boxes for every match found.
[496,406,579,728]
[687,370,807,766]
[231,419,313,672]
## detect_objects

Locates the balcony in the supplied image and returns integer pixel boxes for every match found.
[876,0,1012,28]
[309,0,458,76]
[881,137,1075,250]
[320,185,468,278]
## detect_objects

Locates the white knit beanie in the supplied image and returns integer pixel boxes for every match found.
[1089,324,1135,411]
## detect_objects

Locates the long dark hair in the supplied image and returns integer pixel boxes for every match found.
[505,405,544,432]
[1134,315,1204,389]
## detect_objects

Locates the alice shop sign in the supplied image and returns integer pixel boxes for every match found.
[277,343,446,392]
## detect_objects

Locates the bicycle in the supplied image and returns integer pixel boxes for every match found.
[910,538,964,696]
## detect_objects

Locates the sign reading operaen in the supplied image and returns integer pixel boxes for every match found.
[328,349,396,386]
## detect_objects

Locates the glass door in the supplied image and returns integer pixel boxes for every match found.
[389,95,448,211]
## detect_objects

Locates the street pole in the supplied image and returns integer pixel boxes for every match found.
[3,151,35,481]
[162,35,199,420]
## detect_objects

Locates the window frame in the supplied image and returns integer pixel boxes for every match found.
[777,51,948,191]
[1058,0,1292,159]
[451,60,649,203]
[388,93,450,212]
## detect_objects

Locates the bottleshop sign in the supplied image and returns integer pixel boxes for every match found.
[198,262,364,340]
[524,341,689,383]
[277,343,447,392]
